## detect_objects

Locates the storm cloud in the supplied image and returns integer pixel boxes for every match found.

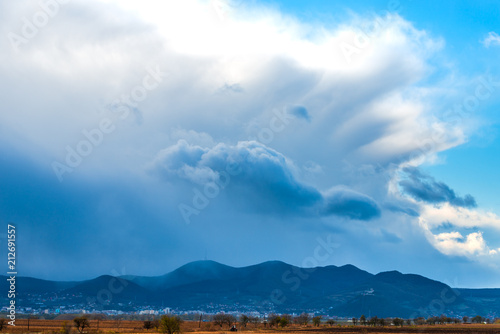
[152,140,380,220]
[399,167,477,208]
[1,0,499,286]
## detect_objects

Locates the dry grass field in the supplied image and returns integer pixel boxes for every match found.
[2,320,500,334]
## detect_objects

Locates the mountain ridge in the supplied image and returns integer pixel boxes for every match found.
[3,260,499,317]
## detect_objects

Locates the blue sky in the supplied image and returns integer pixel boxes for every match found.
[1,0,500,288]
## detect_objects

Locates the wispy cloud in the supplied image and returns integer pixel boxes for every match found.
[482,31,500,48]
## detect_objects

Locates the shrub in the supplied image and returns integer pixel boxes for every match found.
[159,315,183,334]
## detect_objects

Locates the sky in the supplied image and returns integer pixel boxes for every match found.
[0,0,500,288]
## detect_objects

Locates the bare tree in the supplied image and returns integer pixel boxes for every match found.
[213,314,236,328]
[239,314,249,328]
[472,315,484,324]
[213,314,225,328]
[294,313,310,325]
[249,316,260,327]
[73,316,90,333]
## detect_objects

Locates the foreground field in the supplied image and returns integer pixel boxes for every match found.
[3,320,500,334]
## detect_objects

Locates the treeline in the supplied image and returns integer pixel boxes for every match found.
[18,312,498,325]
[355,315,497,326]
[200,312,323,329]
[204,313,499,328]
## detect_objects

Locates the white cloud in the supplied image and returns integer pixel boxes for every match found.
[431,231,491,257]
[0,0,464,199]
[0,0,458,173]
[2,0,498,283]
[419,203,500,231]
[416,203,500,263]
[482,31,500,48]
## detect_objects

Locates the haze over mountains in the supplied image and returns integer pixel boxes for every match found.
[7,261,500,318]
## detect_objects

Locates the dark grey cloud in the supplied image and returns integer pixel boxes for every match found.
[399,167,477,208]
[152,140,380,220]
[322,187,381,220]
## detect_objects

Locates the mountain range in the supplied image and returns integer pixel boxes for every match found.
[5,260,500,318]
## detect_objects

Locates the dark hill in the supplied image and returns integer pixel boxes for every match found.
[0,276,77,294]
[63,275,153,303]
[122,260,240,291]
[8,261,500,317]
